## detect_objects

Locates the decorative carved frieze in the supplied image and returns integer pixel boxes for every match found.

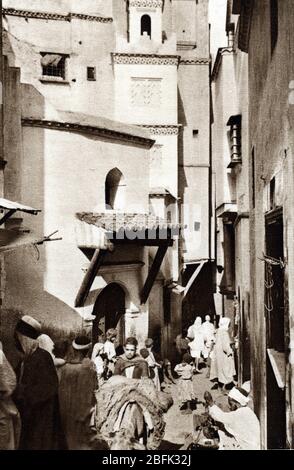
[129,0,163,8]
[112,53,180,66]
[180,58,211,65]
[150,145,163,181]
[2,8,113,23]
[131,78,161,108]
[140,125,180,135]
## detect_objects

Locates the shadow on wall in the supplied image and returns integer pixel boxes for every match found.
[178,88,188,255]
[3,81,82,347]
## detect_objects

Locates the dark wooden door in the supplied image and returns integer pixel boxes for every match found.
[265,209,286,449]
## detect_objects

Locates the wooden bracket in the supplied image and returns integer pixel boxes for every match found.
[140,243,169,305]
[75,249,107,308]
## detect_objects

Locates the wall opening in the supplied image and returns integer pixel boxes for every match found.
[105,168,126,210]
[141,14,151,38]
[251,147,255,209]
[41,53,68,80]
[92,283,126,346]
[265,207,287,449]
[87,67,96,81]
[270,0,278,54]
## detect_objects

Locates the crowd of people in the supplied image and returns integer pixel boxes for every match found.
[0,312,261,451]
[174,315,261,450]
[0,315,173,450]
[175,315,236,388]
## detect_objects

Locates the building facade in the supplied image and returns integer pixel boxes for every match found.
[211,0,294,449]
[240,0,294,450]
[211,0,250,382]
[1,0,212,361]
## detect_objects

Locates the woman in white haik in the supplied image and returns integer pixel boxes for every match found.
[187,317,205,373]
[201,315,215,359]
[210,317,236,389]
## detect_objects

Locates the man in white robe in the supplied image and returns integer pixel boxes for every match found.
[204,386,261,450]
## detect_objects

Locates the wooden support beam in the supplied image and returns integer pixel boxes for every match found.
[0,209,17,226]
[75,249,106,308]
[183,261,206,299]
[140,244,169,305]
[112,238,174,247]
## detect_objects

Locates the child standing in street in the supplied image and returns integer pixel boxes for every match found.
[174,353,196,414]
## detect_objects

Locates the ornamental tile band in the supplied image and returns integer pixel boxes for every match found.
[129,0,163,8]
[70,13,112,22]
[211,47,235,81]
[180,58,211,65]
[140,125,181,135]
[2,8,113,23]
[112,53,180,66]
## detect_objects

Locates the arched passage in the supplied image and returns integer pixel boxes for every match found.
[92,283,126,346]
[141,14,151,38]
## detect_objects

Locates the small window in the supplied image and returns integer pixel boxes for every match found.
[87,67,96,81]
[41,53,67,81]
[193,129,199,137]
[105,168,126,211]
[141,14,151,38]
[270,177,276,210]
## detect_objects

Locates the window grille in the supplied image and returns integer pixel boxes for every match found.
[41,53,67,80]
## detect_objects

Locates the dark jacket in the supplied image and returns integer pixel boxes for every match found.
[58,358,98,450]
[114,354,149,379]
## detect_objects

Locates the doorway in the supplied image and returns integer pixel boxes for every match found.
[240,292,251,384]
[265,208,286,449]
[92,283,126,347]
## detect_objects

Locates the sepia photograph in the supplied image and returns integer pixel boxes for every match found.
[0,0,293,456]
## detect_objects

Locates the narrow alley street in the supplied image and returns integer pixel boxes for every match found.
[0,0,293,455]
[160,364,229,450]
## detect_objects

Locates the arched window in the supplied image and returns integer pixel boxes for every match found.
[105,168,126,210]
[141,14,151,38]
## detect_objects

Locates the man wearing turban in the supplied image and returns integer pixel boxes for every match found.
[204,385,261,450]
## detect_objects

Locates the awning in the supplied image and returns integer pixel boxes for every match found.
[215,202,237,218]
[149,187,179,200]
[0,200,61,252]
[41,54,64,67]
[0,198,40,214]
[74,212,182,308]
[0,198,41,226]
[76,212,181,237]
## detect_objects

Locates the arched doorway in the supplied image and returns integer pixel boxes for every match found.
[92,283,126,346]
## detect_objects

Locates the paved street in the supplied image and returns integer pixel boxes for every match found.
[160,364,229,450]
